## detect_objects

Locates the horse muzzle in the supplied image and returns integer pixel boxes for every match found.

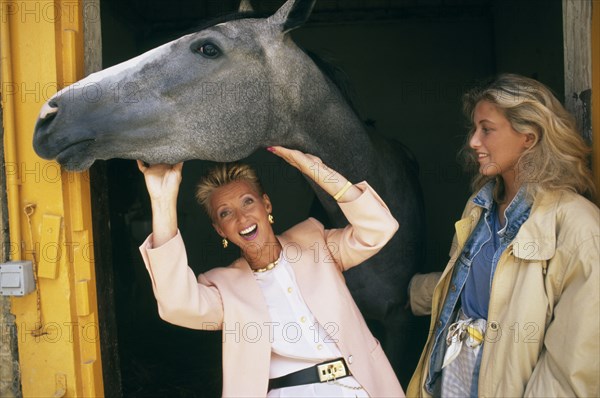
[32,99,61,159]
[33,98,97,171]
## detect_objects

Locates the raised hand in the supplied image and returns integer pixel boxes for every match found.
[137,160,183,247]
[137,161,184,203]
[267,146,360,202]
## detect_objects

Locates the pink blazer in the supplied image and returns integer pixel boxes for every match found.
[140,182,405,397]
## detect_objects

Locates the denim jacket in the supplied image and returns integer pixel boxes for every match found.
[425,181,532,394]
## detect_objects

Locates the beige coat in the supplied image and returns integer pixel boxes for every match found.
[140,183,405,397]
[407,190,599,397]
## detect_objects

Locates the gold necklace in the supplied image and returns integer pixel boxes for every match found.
[252,259,279,273]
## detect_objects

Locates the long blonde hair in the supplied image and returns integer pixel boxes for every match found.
[461,73,595,200]
[196,163,264,218]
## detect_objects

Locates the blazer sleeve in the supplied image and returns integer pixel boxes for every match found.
[139,230,224,330]
[321,181,399,271]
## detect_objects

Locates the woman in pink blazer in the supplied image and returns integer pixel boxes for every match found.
[137,146,404,397]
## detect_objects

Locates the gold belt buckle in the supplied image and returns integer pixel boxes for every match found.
[317,360,347,382]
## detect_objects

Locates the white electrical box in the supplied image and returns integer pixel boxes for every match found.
[0,260,35,296]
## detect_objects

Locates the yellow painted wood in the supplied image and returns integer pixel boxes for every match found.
[0,0,23,261]
[75,280,91,317]
[38,214,62,279]
[1,0,104,396]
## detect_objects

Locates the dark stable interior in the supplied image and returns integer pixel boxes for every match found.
[92,0,564,396]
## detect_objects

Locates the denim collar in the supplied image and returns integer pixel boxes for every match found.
[472,181,532,241]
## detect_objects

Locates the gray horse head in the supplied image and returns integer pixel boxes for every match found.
[33,0,425,382]
[34,0,325,170]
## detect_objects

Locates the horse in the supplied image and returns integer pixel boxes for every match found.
[33,0,425,383]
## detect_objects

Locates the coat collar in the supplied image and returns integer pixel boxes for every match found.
[511,190,560,260]
[454,188,560,261]
[473,181,532,241]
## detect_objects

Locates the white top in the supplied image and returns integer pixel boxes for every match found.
[253,255,368,397]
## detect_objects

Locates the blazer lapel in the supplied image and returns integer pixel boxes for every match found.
[229,257,272,325]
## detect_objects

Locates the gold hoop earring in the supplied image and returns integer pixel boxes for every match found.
[222,238,228,249]
[268,214,274,224]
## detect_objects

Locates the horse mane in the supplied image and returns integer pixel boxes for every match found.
[189,10,269,33]
[303,50,362,120]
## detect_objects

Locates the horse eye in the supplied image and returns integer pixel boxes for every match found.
[195,42,221,58]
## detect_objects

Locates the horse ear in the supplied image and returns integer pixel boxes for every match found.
[268,0,316,34]
[238,0,254,12]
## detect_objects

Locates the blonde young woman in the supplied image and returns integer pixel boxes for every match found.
[136,146,404,397]
[407,74,599,397]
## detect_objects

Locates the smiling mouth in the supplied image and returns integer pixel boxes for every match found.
[239,224,258,240]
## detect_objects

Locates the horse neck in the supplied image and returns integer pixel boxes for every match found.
[300,101,377,181]
[269,47,377,177]
[294,99,384,224]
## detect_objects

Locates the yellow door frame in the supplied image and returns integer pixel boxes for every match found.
[0,1,598,396]
[1,0,103,396]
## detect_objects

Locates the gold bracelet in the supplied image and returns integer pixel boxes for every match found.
[333,181,353,201]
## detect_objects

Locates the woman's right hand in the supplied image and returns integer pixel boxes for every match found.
[137,161,183,247]
[137,160,183,203]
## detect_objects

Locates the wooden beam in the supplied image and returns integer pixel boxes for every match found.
[592,0,600,203]
[562,0,592,143]
[83,0,124,395]
[0,92,21,398]
[84,0,103,75]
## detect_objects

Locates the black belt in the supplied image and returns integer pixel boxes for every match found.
[268,358,351,391]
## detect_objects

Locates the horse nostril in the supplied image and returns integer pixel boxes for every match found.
[39,100,59,121]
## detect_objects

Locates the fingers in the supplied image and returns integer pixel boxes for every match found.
[136,160,184,175]
[136,160,147,173]
[267,146,301,164]
[267,146,324,175]
[273,147,304,171]
[267,146,294,165]
[266,146,287,159]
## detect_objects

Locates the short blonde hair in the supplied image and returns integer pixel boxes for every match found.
[196,163,264,218]
[461,73,596,201]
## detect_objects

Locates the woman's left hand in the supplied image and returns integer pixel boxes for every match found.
[267,146,360,202]
[267,146,325,177]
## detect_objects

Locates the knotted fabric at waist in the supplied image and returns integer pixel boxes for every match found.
[442,309,487,369]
